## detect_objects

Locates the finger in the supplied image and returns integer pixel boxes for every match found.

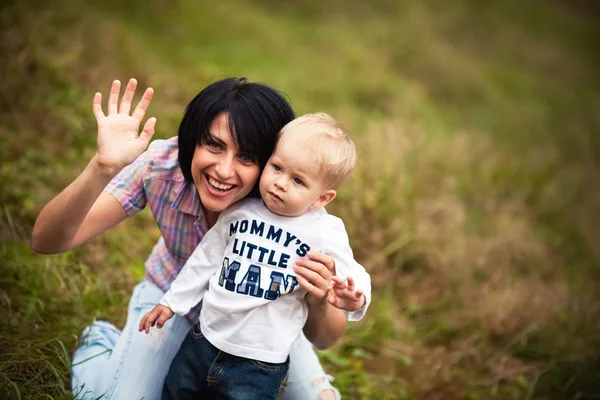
[93,92,105,120]
[140,117,157,142]
[296,274,325,298]
[331,276,346,288]
[346,276,356,291]
[140,313,152,332]
[336,289,354,300]
[295,258,331,280]
[355,289,364,299]
[294,265,329,291]
[306,251,336,273]
[108,80,121,115]
[144,313,157,333]
[141,317,150,334]
[119,78,138,114]
[132,87,154,121]
[157,316,168,329]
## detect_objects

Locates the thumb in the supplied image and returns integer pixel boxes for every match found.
[140,117,157,142]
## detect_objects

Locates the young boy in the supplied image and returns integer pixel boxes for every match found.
[139,113,371,400]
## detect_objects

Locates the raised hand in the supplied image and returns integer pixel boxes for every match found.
[138,304,175,334]
[93,78,157,174]
[327,275,366,312]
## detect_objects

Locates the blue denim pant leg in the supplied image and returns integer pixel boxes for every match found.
[71,280,192,400]
[163,324,289,400]
[72,279,338,400]
[282,334,342,400]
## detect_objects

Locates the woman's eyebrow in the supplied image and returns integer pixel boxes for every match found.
[208,133,227,146]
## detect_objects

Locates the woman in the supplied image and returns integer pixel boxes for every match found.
[32,77,345,400]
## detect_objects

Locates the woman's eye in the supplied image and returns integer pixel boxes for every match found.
[293,177,303,185]
[207,141,221,150]
[238,153,256,164]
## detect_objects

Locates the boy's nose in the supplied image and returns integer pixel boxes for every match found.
[274,177,286,191]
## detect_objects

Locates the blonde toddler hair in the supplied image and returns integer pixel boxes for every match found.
[278,112,356,189]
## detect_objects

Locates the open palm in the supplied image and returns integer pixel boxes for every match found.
[93,78,157,173]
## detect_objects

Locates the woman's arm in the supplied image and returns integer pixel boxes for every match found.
[295,251,347,349]
[303,296,347,350]
[31,78,156,254]
[32,161,128,253]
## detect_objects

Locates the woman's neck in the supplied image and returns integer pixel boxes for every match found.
[203,207,221,229]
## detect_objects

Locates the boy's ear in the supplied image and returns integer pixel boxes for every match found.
[312,189,337,209]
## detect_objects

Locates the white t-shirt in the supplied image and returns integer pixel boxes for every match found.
[161,198,371,363]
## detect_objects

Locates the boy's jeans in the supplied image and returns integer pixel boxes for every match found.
[163,323,289,399]
[72,279,340,400]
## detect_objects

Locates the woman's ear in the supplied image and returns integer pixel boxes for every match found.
[312,190,337,209]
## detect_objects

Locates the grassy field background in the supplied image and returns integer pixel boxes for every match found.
[1,0,599,398]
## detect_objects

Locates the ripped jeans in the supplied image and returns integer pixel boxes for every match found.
[71,279,341,400]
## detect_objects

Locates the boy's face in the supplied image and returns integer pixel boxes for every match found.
[259,135,333,217]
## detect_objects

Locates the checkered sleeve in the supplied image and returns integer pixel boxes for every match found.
[104,147,152,216]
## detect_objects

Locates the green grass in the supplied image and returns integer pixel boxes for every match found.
[1,0,599,398]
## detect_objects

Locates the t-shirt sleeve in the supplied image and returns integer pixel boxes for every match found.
[322,217,372,322]
[104,147,152,216]
[160,210,229,315]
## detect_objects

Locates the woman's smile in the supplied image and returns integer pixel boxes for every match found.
[206,175,235,192]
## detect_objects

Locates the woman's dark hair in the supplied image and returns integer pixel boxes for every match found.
[178,77,294,197]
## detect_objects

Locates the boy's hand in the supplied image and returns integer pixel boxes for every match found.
[327,276,366,312]
[138,304,174,334]
[93,78,157,175]
[295,251,335,306]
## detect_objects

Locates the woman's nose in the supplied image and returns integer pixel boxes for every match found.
[215,154,235,180]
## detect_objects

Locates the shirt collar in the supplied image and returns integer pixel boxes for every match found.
[171,180,203,218]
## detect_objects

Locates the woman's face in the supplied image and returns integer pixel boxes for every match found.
[191,113,261,218]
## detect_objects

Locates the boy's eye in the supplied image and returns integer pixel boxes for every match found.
[293,177,303,185]
[273,164,282,171]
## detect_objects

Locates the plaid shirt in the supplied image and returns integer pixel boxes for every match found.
[106,137,208,320]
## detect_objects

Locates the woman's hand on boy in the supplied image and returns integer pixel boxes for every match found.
[327,276,366,312]
[294,251,336,306]
[93,78,157,176]
[138,304,174,334]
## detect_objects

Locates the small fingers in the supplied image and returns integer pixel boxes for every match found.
[108,80,121,115]
[346,276,355,286]
[346,276,356,291]
[331,276,347,289]
[119,78,138,114]
[93,92,104,120]
[139,313,152,334]
[132,87,154,121]
[156,309,173,329]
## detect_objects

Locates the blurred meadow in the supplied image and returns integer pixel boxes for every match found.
[1,0,599,398]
